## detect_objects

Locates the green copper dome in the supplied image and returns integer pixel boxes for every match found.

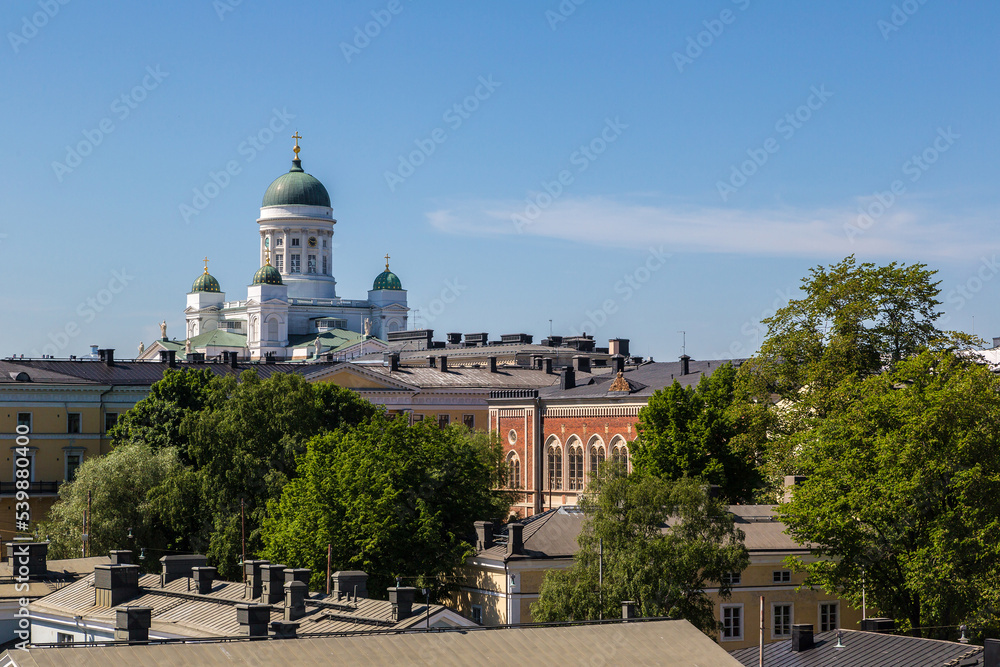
[373,269,402,291]
[252,263,283,286]
[192,271,222,293]
[261,159,331,208]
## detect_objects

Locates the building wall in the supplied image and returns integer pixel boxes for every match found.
[492,402,641,517]
[453,553,862,649]
[0,385,147,539]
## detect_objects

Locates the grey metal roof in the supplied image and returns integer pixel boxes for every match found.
[477,505,804,563]
[0,359,343,386]
[352,364,566,390]
[535,358,747,400]
[1,618,741,666]
[730,630,985,667]
[29,572,448,638]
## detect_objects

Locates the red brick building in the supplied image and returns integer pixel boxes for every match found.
[489,355,743,517]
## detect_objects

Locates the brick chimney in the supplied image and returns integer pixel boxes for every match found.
[573,355,591,373]
[331,570,369,599]
[94,563,140,607]
[114,606,152,643]
[386,352,400,372]
[791,624,815,652]
[488,356,497,373]
[388,587,417,621]
[261,563,287,605]
[543,358,553,374]
[284,580,308,621]
[271,620,299,638]
[679,354,691,376]
[236,603,271,638]
[506,523,524,557]
[559,367,576,390]
[191,566,216,594]
[244,560,267,600]
[474,521,494,550]
[439,355,448,372]
[109,550,132,565]
[611,354,625,373]
[160,554,208,585]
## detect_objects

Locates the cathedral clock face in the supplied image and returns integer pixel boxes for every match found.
[264,238,270,249]
[308,236,318,248]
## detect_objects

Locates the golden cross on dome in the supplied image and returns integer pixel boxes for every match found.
[264,248,272,266]
[384,253,390,271]
[292,132,302,159]
[203,257,209,274]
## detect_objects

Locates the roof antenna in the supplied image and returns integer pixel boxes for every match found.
[678,331,686,356]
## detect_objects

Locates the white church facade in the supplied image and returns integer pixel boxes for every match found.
[140,138,407,362]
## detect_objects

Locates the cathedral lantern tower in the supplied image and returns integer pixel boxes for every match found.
[257,134,337,300]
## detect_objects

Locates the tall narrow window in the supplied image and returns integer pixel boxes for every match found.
[65,450,84,481]
[568,446,583,490]
[291,238,300,247]
[590,446,605,477]
[507,452,520,489]
[322,255,328,275]
[307,255,317,274]
[290,254,301,273]
[67,413,81,434]
[722,605,742,640]
[16,413,31,431]
[104,412,118,433]
[547,446,563,490]
[772,604,792,638]
[820,603,838,632]
[275,254,284,272]
[438,414,450,428]
[463,414,475,429]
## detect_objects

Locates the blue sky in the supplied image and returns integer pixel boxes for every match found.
[3,1,999,361]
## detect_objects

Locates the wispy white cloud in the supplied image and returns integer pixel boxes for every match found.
[426,196,998,260]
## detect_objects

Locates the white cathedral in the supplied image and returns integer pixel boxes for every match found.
[140,138,408,362]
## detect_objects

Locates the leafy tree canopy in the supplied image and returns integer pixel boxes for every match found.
[41,443,184,568]
[779,350,1000,640]
[632,363,760,503]
[261,419,511,597]
[531,472,749,636]
[67,369,381,579]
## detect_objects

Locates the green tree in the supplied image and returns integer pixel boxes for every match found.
[779,350,1000,639]
[261,419,511,597]
[733,256,978,482]
[40,443,185,568]
[632,363,760,502]
[531,472,749,636]
[108,368,216,456]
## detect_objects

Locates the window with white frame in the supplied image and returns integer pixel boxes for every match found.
[291,237,300,246]
[276,238,284,247]
[773,570,791,583]
[772,603,792,637]
[65,448,85,481]
[471,605,483,625]
[721,572,741,585]
[56,632,74,644]
[105,412,119,433]
[275,253,284,272]
[307,254,317,274]
[322,255,328,275]
[290,254,301,273]
[721,604,743,640]
[67,413,81,434]
[819,602,839,632]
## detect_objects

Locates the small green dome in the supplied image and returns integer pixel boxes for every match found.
[253,264,283,286]
[192,271,221,293]
[262,159,331,208]
[373,270,402,291]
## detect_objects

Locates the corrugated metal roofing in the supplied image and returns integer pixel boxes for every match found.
[0,359,342,386]
[478,504,804,563]
[30,573,448,638]
[1,618,741,666]
[536,359,748,400]
[730,630,985,667]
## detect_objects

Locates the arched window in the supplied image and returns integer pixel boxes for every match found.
[547,443,563,491]
[506,451,520,489]
[609,436,629,470]
[568,445,584,490]
[590,444,606,477]
[267,317,279,341]
[249,316,258,342]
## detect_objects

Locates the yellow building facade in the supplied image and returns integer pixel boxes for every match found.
[450,505,863,649]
